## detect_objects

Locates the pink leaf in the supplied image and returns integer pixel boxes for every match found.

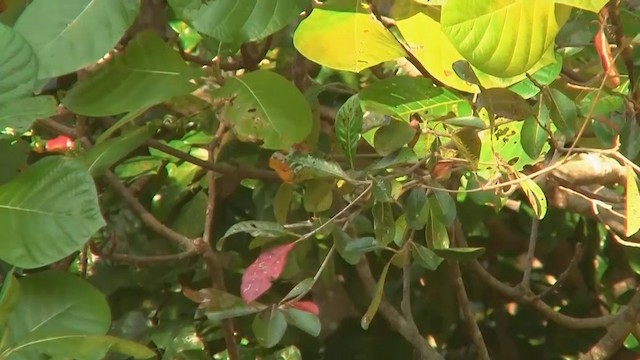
[241,243,296,303]
[288,300,320,316]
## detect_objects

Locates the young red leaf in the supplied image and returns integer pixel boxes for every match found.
[288,300,320,316]
[45,135,75,153]
[241,243,296,303]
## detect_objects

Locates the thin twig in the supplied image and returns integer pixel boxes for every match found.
[199,126,240,360]
[520,218,540,292]
[448,260,491,360]
[533,243,584,300]
[89,241,198,265]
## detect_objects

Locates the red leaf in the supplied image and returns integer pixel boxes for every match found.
[288,300,320,316]
[45,135,75,153]
[241,243,296,303]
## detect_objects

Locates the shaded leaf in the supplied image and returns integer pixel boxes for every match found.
[0,270,19,328]
[335,94,363,168]
[183,288,267,321]
[62,31,200,116]
[0,95,57,132]
[219,221,292,250]
[370,148,419,170]
[412,243,443,271]
[0,22,37,102]
[303,180,334,213]
[283,307,321,337]
[274,183,294,225]
[521,101,550,159]
[429,188,456,227]
[215,70,312,150]
[281,278,314,303]
[0,157,105,268]
[343,237,381,254]
[404,187,430,230]
[241,243,297,303]
[543,88,578,139]
[443,116,486,129]
[333,229,362,265]
[288,301,320,316]
[361,257,393,330]
[287,153,353,182]
[426,209,450,250]
[433,247,486,261]
[293,0,405,72]
[10,334,155,359]
[253,310,287,348]
[477,88,532,121]
[373,120,416,156]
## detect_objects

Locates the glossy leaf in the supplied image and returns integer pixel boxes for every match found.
[335,94,363,169]
[253,310,288,348]
[241,243,296,303]
[62,31,200,116]
[373,120,416,156]
[360,76,469,120]
[519,175,548,219]
[625,165,640,237]
[543,88,578,139]
[0,22,37,102]
[441,1,570,77]
[283,307,321,337]
[215,70,313,150]
[81,124,157,176]
[521,101,550,159]
[433,247,486,261]
[219,221,292,250]
[412,243,443,271]
[0,156,105,268]
[5,272,111,358]
[361,257,393,330]
[293,0,405,72]
[0,95,57,133]
[14,0,139,80]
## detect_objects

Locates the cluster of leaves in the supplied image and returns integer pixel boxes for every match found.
[2,0,640,359]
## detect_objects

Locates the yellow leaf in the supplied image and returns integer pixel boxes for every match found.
[625,165,640,237]
[518,174,548,219]
[293,0,406,73]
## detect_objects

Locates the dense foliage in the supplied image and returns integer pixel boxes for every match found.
[2,0,640,359]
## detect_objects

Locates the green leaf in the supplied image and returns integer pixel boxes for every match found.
[168,0,307,43]
[303,180,334,213]
[0,270,19,328]
[171,191,208,238]
[412,243,443,271]
[0,96,57,133]
[344,237,381,254]
[404,188,430,230]
[479,121,542,172]
[360,76,468,120]
[432,247,486,261]
[428,188,456,227]
[372,202,395,246]
[253,310,287,348]
[8,335,155,359]
[361,258,393,330]
[196,288,268,321]
[521,101,550,159]
[287,153,353,182]
[4,272,110,358]
[0,157,105,268]
[274,183,294,225]
[283,308,321,337]
[14,0,140,80]
[426,209,450,250]
[441,1,570,77]
[519,175,548,219]
[114,156,163,179]
[293,0,405,72]
[543,88,578,139]
[510,52,563,99]
[218,221,293,250]
[81,124,157,176]
[373,120,416,156]
[443,116,487,130]
[335,94,363,169]
[0,139,30,185]
[281,278,315,303]
[465,174,501,208]
[62,31,200,116]
[333,229,362,265]
[0,23,37,102]
[215,70,312,150]
[370,148,419,170]
[478,88,532,121]
[393,214,408,247]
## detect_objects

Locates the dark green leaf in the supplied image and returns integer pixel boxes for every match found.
[0,22,37,102]
[373,202,395,245]
[370,148,419,170]
[13,335,155,359]
[0,139,30,185]
[372,178,392,202]
[509,52,562,99]
[451,60,481,85]
[521,101,550,159]
[274,183,294,225]
[426,209,449,250]
[283,308,321,337]
[253,310,288,348]
[333,229,362,265]
[344,237,381,254]
[412,243,443,271]
[282,278,315,303]
[361,258,393,330]
[0,157,106,268]
[0,96,57,132]
[429,188,456,227]
[335,94,363,169]
[218,221,293,250]
[373,120,416,156]
[543,88,577,139]
[432,247,486,261]
[62,31,200,116]
[404,187,430,230]
[303,179,334,213]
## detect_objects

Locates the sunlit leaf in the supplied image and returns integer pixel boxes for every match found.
[625,165,640,237]
[293,0,405,72]
[521,101,550,159]
[519,175,548,219]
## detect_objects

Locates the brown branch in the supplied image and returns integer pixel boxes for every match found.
[533,243,585,300]
[89,241,198,265]
[147,139,277,180]
[355,257,443,360]
[580,289,640,360]
[198,126,239,360]
[448,260,491,360]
